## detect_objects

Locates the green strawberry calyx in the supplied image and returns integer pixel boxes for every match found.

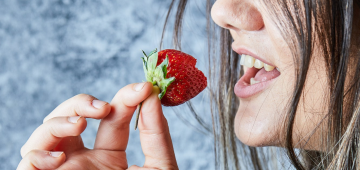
[142,49,175,100]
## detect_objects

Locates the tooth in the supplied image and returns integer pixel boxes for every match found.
[244,55,255,68]
[243,66,249,73]
[254,59,264,69]
[250,78,260,85]
[250,78,255,85]
[264,63,275,71]
[276,67,280,72]
[240,55,245,65]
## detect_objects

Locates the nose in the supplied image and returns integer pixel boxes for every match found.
[211,0,264,32]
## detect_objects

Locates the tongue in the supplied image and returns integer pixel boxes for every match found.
[254,68,281,82]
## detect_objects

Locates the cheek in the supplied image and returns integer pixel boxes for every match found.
[292,57,329,149]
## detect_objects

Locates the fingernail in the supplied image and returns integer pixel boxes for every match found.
[134,82,146,91]
[68,116,81,123]
[49,151,63,158]
[92,100,107,109]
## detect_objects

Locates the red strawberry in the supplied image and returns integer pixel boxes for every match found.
[134,49,207,129]
[155,49,207,106]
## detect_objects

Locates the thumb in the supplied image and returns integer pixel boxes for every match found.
[138,86,178,169]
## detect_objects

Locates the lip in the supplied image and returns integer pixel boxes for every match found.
[234,67,279,98]
[231,44,274,66]
[231,43,280,98]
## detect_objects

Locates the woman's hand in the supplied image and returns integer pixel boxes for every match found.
[17,82,178,170]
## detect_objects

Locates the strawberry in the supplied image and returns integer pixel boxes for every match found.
[134,49,207,129]
[142,49,207,106]
[155,49,207,106]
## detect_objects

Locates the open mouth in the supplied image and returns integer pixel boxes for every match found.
[234,54,281,98]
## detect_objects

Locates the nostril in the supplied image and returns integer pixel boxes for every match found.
[211,0,265,32]
[226,24,240,31]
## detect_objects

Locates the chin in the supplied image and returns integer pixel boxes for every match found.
[234,106,282,147]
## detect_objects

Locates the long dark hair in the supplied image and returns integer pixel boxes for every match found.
[161,0,360,169]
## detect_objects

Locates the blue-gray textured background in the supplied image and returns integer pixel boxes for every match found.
[0,0,215,169]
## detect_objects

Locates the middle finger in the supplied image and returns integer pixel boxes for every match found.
[21,116,86,158]
[43,94,111,123]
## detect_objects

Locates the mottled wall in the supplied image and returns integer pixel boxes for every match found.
[0,0,214,169]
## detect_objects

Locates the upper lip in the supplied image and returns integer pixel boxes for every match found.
[231,43,275,67]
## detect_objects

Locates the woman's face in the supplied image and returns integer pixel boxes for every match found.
[211,0,329,150]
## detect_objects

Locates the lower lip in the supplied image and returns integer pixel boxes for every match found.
[234,68,279,98]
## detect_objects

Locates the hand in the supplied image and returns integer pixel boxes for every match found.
[17,82,178,170]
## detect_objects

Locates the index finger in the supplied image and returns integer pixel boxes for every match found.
[94,82,153,151]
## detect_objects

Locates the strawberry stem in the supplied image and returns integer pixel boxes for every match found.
[134,102,142,130]
[135,49,175,130]
[141,49,175,100]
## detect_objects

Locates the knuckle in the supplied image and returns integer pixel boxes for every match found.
[71,94,96,116]
[23,150,39,161]
[106,117,131,133]
[73,93,96,101]
[49,124,62,138]
[28,151,42,168]
[43,117,48,123]
[48,156,64,168]
[27,150,37,157]
[72,121,86,136]
[48,117,85,137]
[140,128,167,136]
[20,145,27,158]
[73,103,87,117]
